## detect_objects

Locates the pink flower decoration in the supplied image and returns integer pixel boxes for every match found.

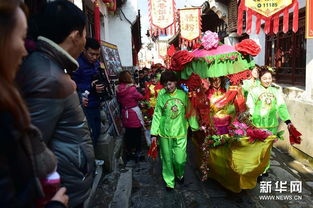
[238,122,248,130]
[201,30,219,50]
[235,129,245,136]
[232,121,241,128]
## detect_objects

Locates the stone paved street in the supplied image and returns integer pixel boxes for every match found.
[89,139,313,208]
[128,141,313,208]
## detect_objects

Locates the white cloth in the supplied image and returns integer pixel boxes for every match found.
[126,106,145,129]
[126,106,151,146]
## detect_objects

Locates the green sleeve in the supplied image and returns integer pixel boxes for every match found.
[241,79,250,97]
[276,89,290,121]
[150,92,163,136]
[186,95,200,131]
[246,89,257,115]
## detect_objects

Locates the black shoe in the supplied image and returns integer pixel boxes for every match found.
[262,172,269,177]
[176,177,184,185]
[165,186,174,192]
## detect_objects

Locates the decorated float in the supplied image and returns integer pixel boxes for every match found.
[169,30,283,193]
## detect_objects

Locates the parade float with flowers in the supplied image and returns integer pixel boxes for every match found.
[167,30,293,193]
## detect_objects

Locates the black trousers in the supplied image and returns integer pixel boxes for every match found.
[124,127,142,154]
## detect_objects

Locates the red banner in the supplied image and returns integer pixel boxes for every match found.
[94,0,100,41]
[238,0,299,35]
[179,8,202,48]
[306,0,313,38]
[148,0,176,36]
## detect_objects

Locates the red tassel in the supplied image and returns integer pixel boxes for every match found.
[264,18,271,34]
[246,9,253,34]
[256,14,261,34]
[237,0,245,35]
[273,14,279,34]
[288,124,302,145]
[147,139,158,160]
[293,0,299,33]
[283,8,289,33]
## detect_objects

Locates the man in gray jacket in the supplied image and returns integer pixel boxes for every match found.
[16,1,94,207]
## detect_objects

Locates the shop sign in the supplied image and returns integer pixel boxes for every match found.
[238,0,299,35]
[245,0,292,17]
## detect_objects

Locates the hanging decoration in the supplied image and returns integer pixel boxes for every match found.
[148,0,176,36]
[158,41,168,59]
[167,44,176,57]
[237,0,299,35]
[179,7,202,47]
[306,0,313,38]
[169,50,194,71]
[94,0,100,41]
[107,0,117,12]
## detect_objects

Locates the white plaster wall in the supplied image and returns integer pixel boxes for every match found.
[306,39,313,100]
[99,1,109,42]
[249,13,266,65]
[108,1,138,67]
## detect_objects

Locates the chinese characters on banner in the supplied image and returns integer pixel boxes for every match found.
[237,0,299,35]
[179,8,202,47]
[148,0,176,36]
[306,0,313,38]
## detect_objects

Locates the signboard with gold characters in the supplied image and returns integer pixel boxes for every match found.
[158,41,168,58]
[179,8,201,41]
[245,0,292,17]
[150,0,174,29]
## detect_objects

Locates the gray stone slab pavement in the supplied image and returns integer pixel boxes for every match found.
[111,168,133,208]
[89,139,313,208]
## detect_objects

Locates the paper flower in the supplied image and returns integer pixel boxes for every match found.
[169,50,194,71]
[235,39,261,56]
[201,30,219,50]
[185,73,202,91]
[247,128,272,142]
[192,42,202,50]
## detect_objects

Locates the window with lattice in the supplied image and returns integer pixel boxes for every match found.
[265,9,306,86]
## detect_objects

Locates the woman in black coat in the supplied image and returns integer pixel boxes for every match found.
[0,0,68,207]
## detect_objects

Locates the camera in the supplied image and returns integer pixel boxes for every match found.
[92,68,113,102]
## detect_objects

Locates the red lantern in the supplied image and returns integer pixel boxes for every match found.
[107,0,116,12]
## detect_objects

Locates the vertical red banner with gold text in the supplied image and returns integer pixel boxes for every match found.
[306,0,313,38]
[148,0,176,36]
[179,8,202,47]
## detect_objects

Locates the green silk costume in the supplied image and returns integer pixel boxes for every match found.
[242,79,261,98]
[246,85,290,134]
[247,85,290,172]
[151,88,199,188]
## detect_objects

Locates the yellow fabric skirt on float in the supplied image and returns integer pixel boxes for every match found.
[192,135,276,193]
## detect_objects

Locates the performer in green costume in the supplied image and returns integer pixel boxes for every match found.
[242,65,261,98]
[151,71,199,191]
[246,67,293,173]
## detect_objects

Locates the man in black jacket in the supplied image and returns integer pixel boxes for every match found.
[16,1,95,207]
